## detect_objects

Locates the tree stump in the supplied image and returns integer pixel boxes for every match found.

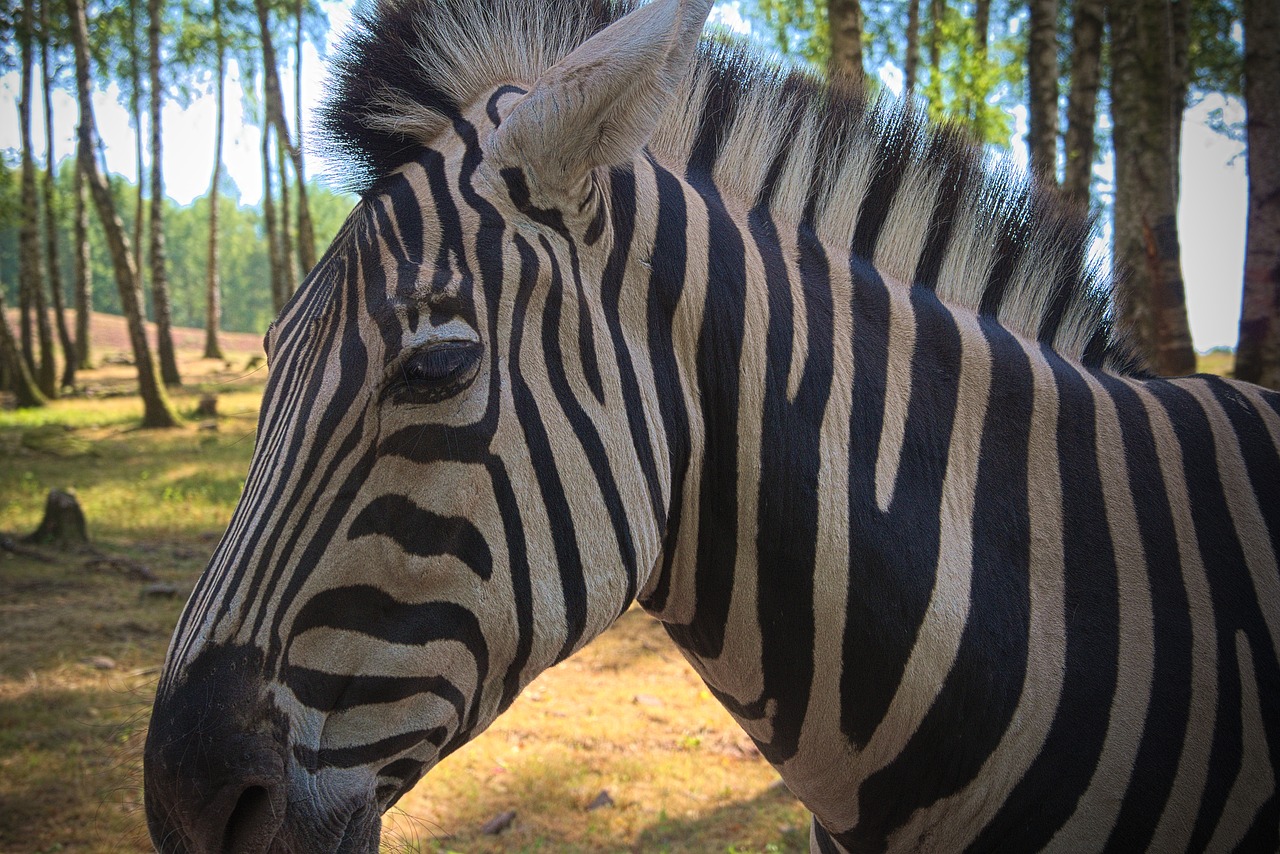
[25,488,89,549]
[196,394,218,418]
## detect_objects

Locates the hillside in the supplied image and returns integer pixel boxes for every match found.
[4,311,263,359]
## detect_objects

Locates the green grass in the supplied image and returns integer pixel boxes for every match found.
[0,355,808,853]
[1,407,260,542]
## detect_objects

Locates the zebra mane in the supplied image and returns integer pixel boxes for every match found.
[319,0,1141,375]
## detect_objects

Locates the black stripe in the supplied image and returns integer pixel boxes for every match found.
[501,167,606,403]
[598,167,668,597]
[663,170,747,661]
[347,494,493,580]
[283,667,466,720]
[971,352,1119,851]
[290,585,488,660]
[509,234,590,661]
[1205,379,1280,573]
[1036,209,1087,345]
[535,232,641,628]
[377,757,424,808]
[913,130,971,291]
[639,161,692,615]
[843,313,1032,850]
[379,422,492,465]
[977,181,1031,318]
[295,727,447,771]
[485,84,526,126]
[754,81,807,211]
[850,108,919,261]
[584,193,606,247]
[840,259,954,748]
[687,50,737,178]
[380,170,425,265]
[749,205,834,765]
[419,148,479,330]
[1099,374,1192,851]
[812,820,845,854]
[488,459,536,713]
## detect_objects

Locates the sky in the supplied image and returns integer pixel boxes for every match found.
[0,0,1249,350]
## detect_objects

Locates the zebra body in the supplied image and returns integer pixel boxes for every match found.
[143,1,1280,851]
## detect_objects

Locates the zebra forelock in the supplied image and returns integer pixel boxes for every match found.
[319,0,1140,376]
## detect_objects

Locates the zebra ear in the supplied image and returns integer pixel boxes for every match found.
[488,0,713,198]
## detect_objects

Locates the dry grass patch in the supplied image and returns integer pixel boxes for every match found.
[385,607,808,853]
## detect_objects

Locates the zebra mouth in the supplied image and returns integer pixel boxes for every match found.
[333,804,381,854]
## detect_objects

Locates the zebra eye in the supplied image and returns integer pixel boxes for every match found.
[393,341,482,403]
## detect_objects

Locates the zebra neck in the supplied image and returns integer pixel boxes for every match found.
[638,159,1054,831]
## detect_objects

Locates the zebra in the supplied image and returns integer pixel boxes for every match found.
[143,0,1280,850]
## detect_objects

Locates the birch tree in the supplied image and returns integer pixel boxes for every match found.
[148,0,181,385]
[1062,0,1103,204]
[68,0,181,427]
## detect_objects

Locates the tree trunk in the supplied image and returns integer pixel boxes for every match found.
[0,291,46,408]
[19,0,56,399]
[1170,0,1189,198]
[905,0,920,95]
[1027,0,1060,181]
[293,0,314,272]
[1063,0,1103,204]
[828,0,864,82]
[277,134,294,290]
[255,0,316,273]
[68,0,181,428]
[262,123,285,313]
[41,0,76,391]
[73,138,92,369]
[17,2,34,376]
[974,0,990,54]
[148,0,181,386]
[295,0,303,144]
[130,0,145,281]
[1108,0,1197,376]
[204,0,225,361]
[19,229,34,376]
[1235,0,1280,388]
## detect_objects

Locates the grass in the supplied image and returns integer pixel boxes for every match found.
[383,608,807,853]
[0,343,807,853]
[1196,346,1235,378]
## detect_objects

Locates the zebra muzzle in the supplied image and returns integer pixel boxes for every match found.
[145,643,290,853]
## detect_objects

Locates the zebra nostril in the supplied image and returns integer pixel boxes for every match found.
[221,784,282,854]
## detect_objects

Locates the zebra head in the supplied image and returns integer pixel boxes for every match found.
[144,1,714,851]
